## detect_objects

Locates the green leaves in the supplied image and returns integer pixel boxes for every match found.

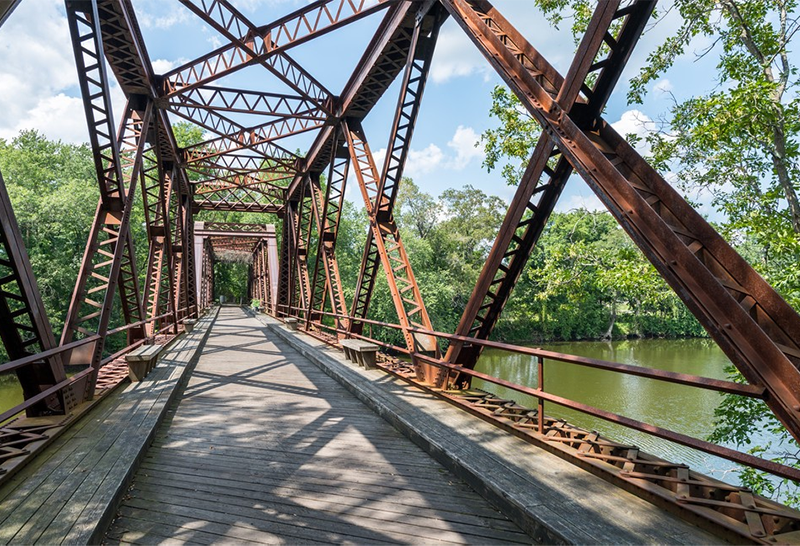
[0,130,98,337]
[481,86,539,186]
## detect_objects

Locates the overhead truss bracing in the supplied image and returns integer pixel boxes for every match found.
[4,0,800,541]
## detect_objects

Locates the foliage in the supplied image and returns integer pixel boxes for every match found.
[213,261,249,303]
[334,177,703,347]
[0,130,97,340]
[480,86,539,185]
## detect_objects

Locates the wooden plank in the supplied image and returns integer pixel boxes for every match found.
[136,461,496,511]
[130,477,528,539]
[0,310,217,544]
[125,344,163,362]
[107,510,281,545]
[128,482,527,544]
[122,495,409,545]
[133,465,512,523]
[106,307,529,545]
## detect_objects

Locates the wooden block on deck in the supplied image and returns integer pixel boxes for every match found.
[339,339,379,369]
[284,318,298,331]
[125,344,164,381]
[182,319,197,333]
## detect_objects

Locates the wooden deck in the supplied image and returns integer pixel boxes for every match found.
[0,311,216,545]
[106,307,530,545]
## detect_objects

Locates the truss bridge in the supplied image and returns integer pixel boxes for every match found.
[2,0,800,543]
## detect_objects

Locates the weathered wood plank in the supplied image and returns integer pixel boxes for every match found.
[0,311,216,545]
[133,467,515,526]
[136,462,498,513]
[129,479,529,542]
[107,307,530,545]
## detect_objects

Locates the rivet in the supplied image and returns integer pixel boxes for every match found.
[724,323,732,329]
[670,260,677,266]
[793,405,800,411]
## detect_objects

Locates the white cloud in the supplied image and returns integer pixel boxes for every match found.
[611,109,657,156]
[430,23,493,83]
[653,79,673,96]
[151,58,177,74]
[405,144,445,177]
[135,1,191,30]
[446,125,484,168]
[0,0,148,144]
[0,94,86,143]
[0,0,81,141]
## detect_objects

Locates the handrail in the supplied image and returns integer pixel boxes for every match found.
[278,305,799,482]
[0,335,101,375]
[286,306,763,397]
[106,312,173,336]
[0,309,187,425]
[0,367,94,424]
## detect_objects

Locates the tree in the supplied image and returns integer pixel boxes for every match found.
[0,130,97,337]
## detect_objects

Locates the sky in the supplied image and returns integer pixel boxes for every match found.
[0,0,723,216]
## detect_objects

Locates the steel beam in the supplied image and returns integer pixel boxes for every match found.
[306,150,349,332]
[0,171,69,415]
[165,0,391,103]
[345,120,439,374]
[59,96,152,399]
[447,0,654,372]
[442,0,800,442]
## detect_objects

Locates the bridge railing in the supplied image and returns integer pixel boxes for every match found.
[0,312,177,427]
[276,304,800,484]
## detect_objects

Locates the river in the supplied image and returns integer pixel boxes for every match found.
[473,337,759,483]
[0,373,24,417]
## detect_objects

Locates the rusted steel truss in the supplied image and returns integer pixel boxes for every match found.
[194,222,278,309]
[447,0,654,371]
[0,172,69,416]
[440,0,800,444]
[3,0,800,540]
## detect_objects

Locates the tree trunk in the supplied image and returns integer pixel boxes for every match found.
[602,299,616,341]
[769,119,800,234]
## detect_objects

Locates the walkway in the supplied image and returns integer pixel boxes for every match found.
[106,307,530,544]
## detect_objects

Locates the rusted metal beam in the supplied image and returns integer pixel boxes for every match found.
[442,0,800,443]
[306,143,349,332]
[165,0,392,102]
[0,171,69,416]
[288,1,419,198]
[163,86,325,118]
[447,0,654,372]
[289,176,313,316]
[349,3,443,340]
[181,117,317,163]
[59,95,152,398]
[345,119,439,372]
[344,5,443,381]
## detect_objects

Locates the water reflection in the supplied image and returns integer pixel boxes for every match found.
[0,372,24,416]
[473,338,742,481]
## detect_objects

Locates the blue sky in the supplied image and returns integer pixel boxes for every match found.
[0,0,722,215]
